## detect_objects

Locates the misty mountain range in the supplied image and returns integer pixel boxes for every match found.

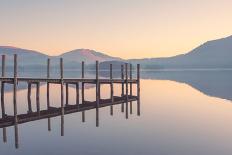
[0,35,232,69]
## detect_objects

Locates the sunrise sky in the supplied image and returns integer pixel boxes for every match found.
[0,0,232,59]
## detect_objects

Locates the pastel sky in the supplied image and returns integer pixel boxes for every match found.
[0,0,232,59]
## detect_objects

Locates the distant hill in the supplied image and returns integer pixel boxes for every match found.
[0,47,121,69]
[0,46,48,67]
[129,35,232,69]
[1,35,232,69]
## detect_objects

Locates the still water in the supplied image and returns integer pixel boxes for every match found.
[1,70,232,155]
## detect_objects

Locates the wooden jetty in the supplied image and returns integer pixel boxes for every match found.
[0,54,140,148]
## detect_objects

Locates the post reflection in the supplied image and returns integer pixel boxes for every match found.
[0,97,140,149]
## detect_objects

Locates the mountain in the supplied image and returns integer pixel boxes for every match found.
[129,35,232,69]
[58,49,121,65]
[0,47,121,69]
[0,46,48,66]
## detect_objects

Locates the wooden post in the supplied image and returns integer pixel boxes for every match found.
[110,64,113,115]
[130,64,133,114]
[125,63,128,119]
[81,61,85,103]
[137,64,140,116]
[13,54,18,123]
[60,58,64,115]
[65,83,69,106]
[36,82,40,115]
[27,83,32,113]
[1,55,6,117]
[96,61,99,107]
[76,83,79,106]
[81,61,85,122]
[121,64,124,112]
[47,58,50,109]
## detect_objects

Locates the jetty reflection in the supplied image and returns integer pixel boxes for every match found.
[1,97,140,149]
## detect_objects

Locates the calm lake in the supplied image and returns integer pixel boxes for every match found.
[1,70,232,155]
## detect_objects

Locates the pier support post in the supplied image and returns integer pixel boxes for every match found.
[96,61,100,126]
[60,58,65,136]
[130,64,133,114]
[121,64,124,112]
[81,61,85,122]
[36,82,40,115]
[76,83,79,106]
[47,58,50,109]
[125,63,128,119]
[1,55,7,144]
[1,55,6,117]
[110,64,113,115]
[96,61,100,107]
[137,64,140,116]
[60,58,64,115]
[13,54,18,123]
[66,83,69,106]
[27,83,32,113]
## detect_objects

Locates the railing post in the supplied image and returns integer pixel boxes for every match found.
[81,61,85,103]
[47,58,50,109]
[137,64,140,116]
[121,64,124,112]
[130,63,133,114]
[60,58,64,115]
[96,61,100,127]
[66,83,69,106]
[110,64,113,115]
[76,83,79,106]
[81,61,85,122]
[27,83,32,113]
[1,55,6,117]
[36,82,40,115]
[125,63,128,119]
[96,61,99,107]
[13,54,18,123]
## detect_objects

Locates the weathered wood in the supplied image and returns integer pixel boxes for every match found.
[81,61,85,103]
[1,55,6,117]
[13,54,18,123]
[130,64,133,114]
[36,83,40,115]
[96,61,100,107]
[65,83,69,106]
[76,83,79,106]
[121,64,124,112]
[125,63,128,119]
[47,59,50,109]
[27,83,32,113]
[137,64,140,116]
[60,58,64,115]
[110,64,113,115]
[0,95,138,128]
[81,61,85,122]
